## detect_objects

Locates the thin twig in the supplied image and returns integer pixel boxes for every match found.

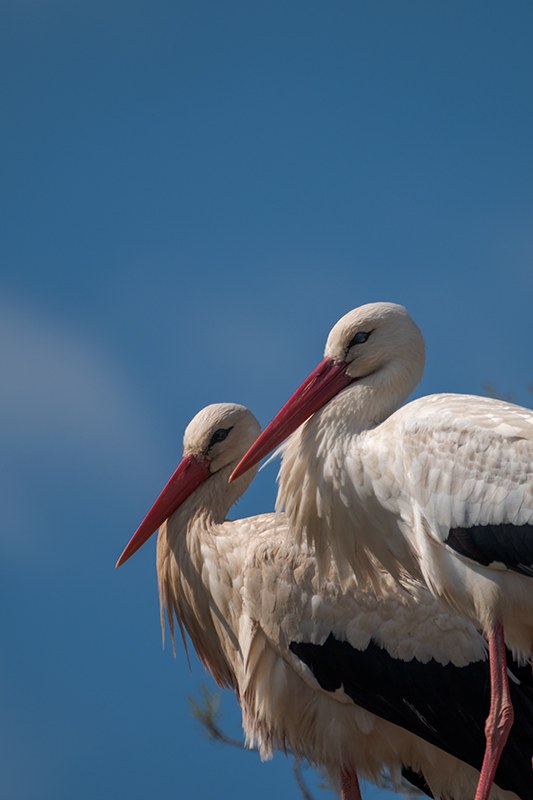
[186,682,320,798]
[292,760,316,800]
[484,383,515,403]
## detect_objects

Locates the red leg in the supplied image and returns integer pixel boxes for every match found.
[341,768,362,800]
[475,621,514,800]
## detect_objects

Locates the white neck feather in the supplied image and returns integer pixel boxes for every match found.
[155,464,256,689]
[276,359,422,584]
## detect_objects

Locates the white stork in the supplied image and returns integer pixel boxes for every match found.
[117,402,533,800]
[230,302,533,800]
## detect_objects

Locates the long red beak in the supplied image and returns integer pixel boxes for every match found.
[116,453,211,567]
[230,356,353,482]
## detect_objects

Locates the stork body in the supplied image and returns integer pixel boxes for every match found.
[117,403,533,800]
[231,303,533,800]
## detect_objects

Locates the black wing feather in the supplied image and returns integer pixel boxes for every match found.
[290,635,533,800]
[446,524,533,576]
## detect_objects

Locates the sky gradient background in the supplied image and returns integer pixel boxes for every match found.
[1,2,532,799]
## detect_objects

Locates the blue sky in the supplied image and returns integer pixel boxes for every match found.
[1,2,532,799]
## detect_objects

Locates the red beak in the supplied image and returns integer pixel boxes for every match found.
[116,452,211,567]
[230,356,353,482]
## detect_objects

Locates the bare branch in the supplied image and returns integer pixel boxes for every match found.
[186,682,322,798]
[484,383,515,403]
[186,683,254,751]
[292,759,317,800]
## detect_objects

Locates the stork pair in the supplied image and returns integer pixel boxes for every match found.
[117,303,533,800]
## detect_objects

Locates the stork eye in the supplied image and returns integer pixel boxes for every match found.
[348,330,372,348]
[209,427,233,448]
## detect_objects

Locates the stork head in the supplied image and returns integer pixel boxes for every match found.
[324,302,425,381]
[116,403,261,567]
[230,302,425,481]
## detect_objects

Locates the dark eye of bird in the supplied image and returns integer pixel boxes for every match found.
[209,427,233,448]
[348,330,372,349]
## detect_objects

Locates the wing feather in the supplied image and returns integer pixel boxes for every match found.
[392,395,533,554]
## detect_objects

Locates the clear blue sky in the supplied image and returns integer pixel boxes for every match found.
[1,2,532,799]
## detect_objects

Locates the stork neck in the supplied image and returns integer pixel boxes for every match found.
[155,479,242,691]
[322,377,406,435]
[158,461,257,568]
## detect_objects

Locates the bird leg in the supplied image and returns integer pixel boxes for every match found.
[340,768,362,800]
[475,621,514,800]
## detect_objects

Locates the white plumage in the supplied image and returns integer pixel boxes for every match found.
[118,402,533,800]
[230,302,533,800]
